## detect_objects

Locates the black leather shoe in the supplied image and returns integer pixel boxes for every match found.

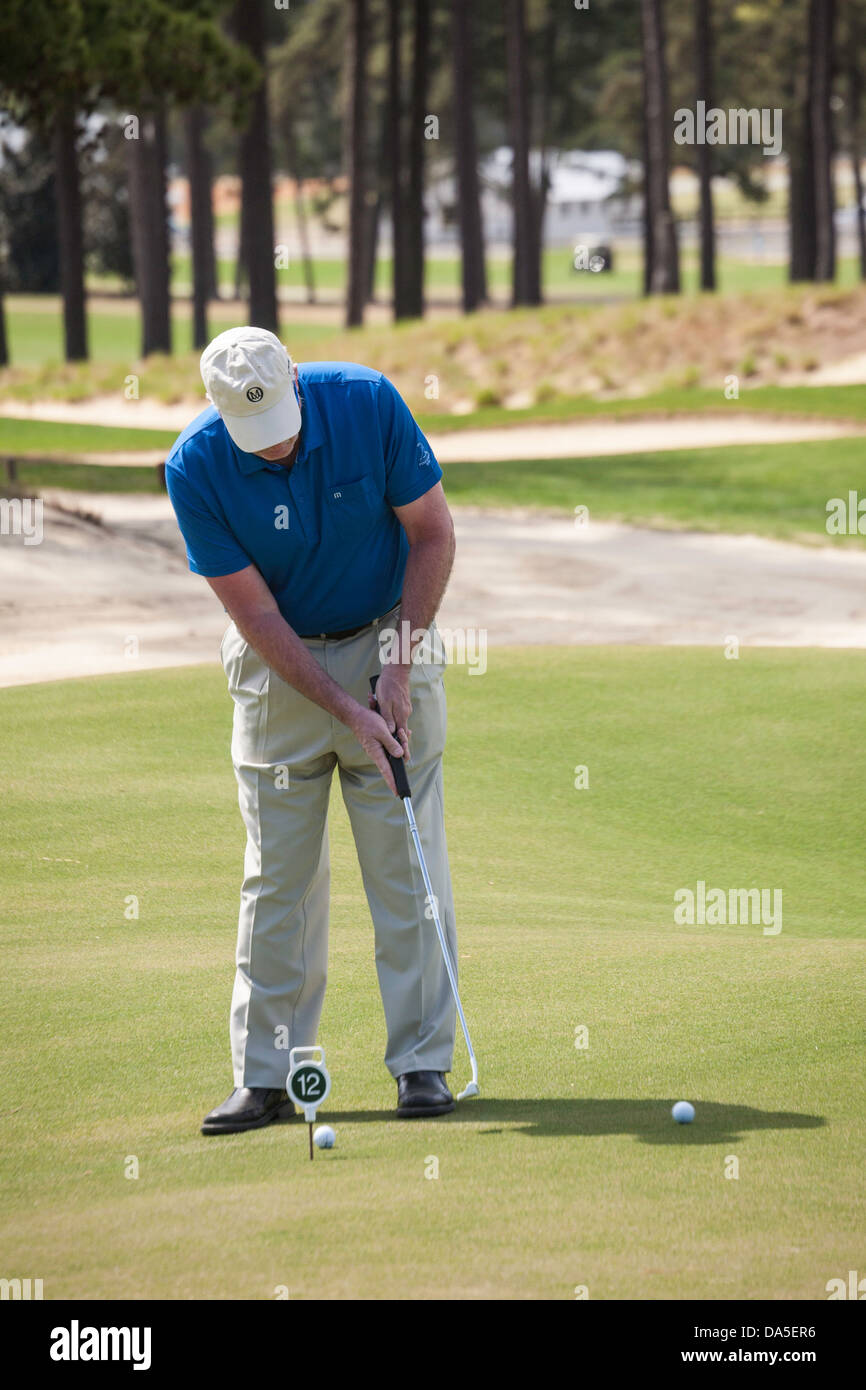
[396,1071,455,1118]
[201,1087,294,1135]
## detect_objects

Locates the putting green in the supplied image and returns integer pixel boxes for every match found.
[0,648,863,1299]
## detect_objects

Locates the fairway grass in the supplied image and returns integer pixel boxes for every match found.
[441,436,866,545]
[0,649,863,1300]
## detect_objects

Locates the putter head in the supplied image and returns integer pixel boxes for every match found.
[457,1081,480,1101]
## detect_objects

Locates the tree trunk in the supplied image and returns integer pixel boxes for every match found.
[404,0,431,318]
[640,0,679,293]
[52,104,88,361]
[694,0,716,291]
[642,114,654,296]
[234,188,248,300]
[125,107,172,356]
[387,0,409,318]
[152,107,172,345]
[811,0,837,282]
[853,145,866,280]
[346,0,369,327]
[363,188,381,304]
[506,0,539,306]
[530,166,549,300]
[452,0,487,311]
[789,2,822,279]
[234,0,279,333]
[190,108,218,302]
[284,119,316,303]
[0,288,8,368]
[789,63,816,280]
[528,0,556,304]
[204,191,218,302]
[203,121,218,302]
[848,13,866,279]
[185,105,214,349]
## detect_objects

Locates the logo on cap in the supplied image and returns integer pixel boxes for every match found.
[246,386,264,403]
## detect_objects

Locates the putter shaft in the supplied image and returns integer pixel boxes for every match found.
[368,674,479,1099]
[402,794,479,1089]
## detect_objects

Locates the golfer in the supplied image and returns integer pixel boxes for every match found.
[165,326,459,1133]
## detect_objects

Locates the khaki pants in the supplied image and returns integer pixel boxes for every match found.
[220,605,457,1087]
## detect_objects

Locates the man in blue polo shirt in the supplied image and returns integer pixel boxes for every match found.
[165,326,460,1133]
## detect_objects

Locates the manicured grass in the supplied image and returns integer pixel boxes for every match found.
[167,248,638,297]
[5,462,166,493]
[286,247,643,297]
[0,417,178,454]
[170,249,866,301]
[4,303,338,368]
[680,253,864,295]
[441,436,866,545]
[0,649,863,1298]
[0,417,177,494]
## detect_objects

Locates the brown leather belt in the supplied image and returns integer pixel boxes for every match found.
[298,610,391,642]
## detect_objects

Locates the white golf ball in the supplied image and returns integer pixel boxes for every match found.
[313,1124,336,1149]
[672,1100,695,1124]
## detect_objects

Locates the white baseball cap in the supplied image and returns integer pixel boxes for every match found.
[200,326,302,453]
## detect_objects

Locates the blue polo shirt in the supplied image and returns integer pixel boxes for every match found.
[165,362,442,634]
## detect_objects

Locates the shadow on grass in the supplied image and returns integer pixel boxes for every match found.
[318,1099,826,1146]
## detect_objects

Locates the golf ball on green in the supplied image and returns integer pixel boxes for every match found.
[672,1101,695,1124]
[313,1124,336,1149]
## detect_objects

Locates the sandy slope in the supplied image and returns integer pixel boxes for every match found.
[1,493,863,688]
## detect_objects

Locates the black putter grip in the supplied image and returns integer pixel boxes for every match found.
[369,675,411,798]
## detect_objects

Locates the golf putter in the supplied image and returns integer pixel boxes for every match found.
[369,674,480,1101]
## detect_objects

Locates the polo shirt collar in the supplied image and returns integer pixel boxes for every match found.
[232,382,324,474]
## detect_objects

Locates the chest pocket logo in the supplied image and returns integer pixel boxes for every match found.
[327,476,381,539]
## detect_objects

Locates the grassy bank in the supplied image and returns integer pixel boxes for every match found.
[3,280,866,411]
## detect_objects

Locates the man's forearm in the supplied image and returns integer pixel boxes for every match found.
[234,609,362,727]
[227,522,454,716]
[392,528,455,669]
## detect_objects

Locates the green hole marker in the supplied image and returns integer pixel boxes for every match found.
[287,1046,332,1161]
